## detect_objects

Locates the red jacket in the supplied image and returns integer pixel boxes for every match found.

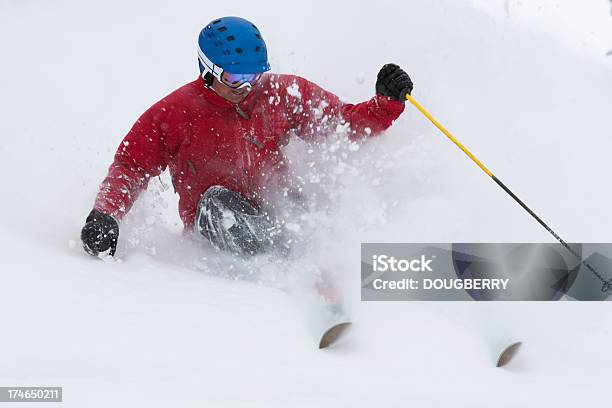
[94,74,405,227]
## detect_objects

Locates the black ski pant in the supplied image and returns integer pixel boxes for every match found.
[194,185,287,257]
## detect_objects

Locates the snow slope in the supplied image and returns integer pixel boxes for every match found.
[1,0,611,406]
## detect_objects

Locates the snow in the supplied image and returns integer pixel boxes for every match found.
[1,0,612,406]
[286,83,302,99]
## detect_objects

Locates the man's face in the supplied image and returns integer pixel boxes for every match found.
[211,78,254,104]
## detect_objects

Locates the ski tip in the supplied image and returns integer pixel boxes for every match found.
[496,341,522,367]
[319,322,352,349]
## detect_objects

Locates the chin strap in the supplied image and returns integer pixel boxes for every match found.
[202,71,214,87]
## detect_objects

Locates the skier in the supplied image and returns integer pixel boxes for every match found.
[81,16,414,258]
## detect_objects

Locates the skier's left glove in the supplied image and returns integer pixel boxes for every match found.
[81,209,119,257]
[376,63,413,101]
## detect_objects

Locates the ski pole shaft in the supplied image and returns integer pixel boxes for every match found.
[405,94,612,292]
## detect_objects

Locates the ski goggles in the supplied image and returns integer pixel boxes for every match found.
[198,49,263,89]
[220,71,262,89]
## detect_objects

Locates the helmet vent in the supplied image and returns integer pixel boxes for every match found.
[255,46,261,52]
[212,19,221,24]
[255,34,261,39]
[227,35,235,41]
[218,26,227,32]
[235,48,243,54]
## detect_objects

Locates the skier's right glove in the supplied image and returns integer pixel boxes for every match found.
[81,209,119,257]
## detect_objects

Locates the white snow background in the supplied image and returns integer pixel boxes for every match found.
[1,0,611,406]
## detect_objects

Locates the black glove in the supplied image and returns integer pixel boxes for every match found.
[81,209,119,257]
[376,63,414,101]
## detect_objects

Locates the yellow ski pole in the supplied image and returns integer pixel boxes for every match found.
[405,94,611,292]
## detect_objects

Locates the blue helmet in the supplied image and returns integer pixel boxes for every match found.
[198,17,270,76]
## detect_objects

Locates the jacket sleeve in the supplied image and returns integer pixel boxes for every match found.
[93,101,173,220]
[285,76,405,142]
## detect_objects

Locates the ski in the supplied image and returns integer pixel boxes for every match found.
[319,322,352,349]
[496,341,522,367]
[287,268,352,349]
